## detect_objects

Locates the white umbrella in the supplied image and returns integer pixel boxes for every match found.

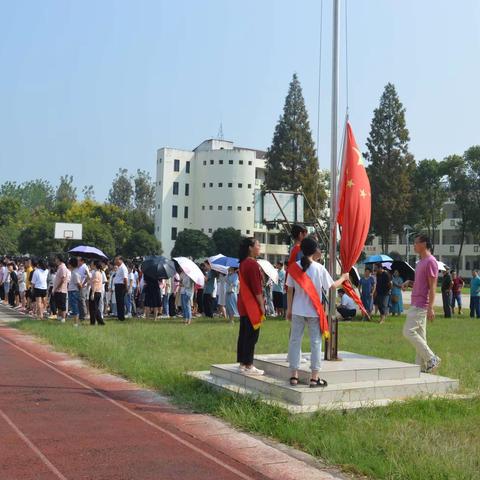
[208,254,228,275]
[173,257,205,287]
[415,259,449,273]
[257,258,279,283]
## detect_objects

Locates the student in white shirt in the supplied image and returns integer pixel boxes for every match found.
[336,289,357,320]
[77,258,91,321]
[31,259,49,319]
[113,256,129,320]
[286,238,348,387]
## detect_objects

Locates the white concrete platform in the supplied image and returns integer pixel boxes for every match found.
[190,351,459,412]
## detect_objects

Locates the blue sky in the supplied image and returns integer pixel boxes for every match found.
[1,0,479,200]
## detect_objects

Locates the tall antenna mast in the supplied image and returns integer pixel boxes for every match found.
[217,122,224,140]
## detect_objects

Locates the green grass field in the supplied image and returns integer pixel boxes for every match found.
[14,313,480,480]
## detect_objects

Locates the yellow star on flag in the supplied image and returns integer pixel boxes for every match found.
[347,179,354,188]
[360,189,367,198]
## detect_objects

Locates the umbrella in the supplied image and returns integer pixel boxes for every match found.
[257,258,279,283]
[173,257,205,287]
[390,260,415,281]
[437,261,449,272]
[68,245,108,260]
[142,256,176,280]
[415,259,448,273]
[363,254,393,264]
[382,262,393,270]
[211,256,239,268]
[208,254,228,275]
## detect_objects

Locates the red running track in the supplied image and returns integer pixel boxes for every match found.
[0,330,267,480]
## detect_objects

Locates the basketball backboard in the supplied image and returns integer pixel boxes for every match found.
[54,222,82,240]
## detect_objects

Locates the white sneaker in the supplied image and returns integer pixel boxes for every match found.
[244,366,264,376]
[238,365,246,372]
[60,319,66,323]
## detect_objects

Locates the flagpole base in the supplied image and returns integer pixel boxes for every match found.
[324,316,339,360]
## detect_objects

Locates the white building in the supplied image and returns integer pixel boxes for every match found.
[155,139,295,260]
[364,200,480,278]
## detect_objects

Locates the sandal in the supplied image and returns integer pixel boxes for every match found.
[309,378,328,388]
[289,376,299,386]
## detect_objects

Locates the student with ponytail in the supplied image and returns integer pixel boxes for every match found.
[286,237,349,387]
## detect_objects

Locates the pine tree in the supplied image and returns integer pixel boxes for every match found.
[365,83,415,252]
[265,73,326,221]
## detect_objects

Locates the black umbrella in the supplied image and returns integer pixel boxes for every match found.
[141,256,175,280]
[390,260,415,282]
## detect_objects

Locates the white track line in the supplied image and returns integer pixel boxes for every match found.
[0,335,257,480]
[0,407,68,480]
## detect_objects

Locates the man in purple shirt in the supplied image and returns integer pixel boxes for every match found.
[402,234,441,373]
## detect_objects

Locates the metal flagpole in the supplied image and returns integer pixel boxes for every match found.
[325,0,341,360]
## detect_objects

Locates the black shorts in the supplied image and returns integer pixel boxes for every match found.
[54,292,67,312]
[273,291,284,309]
[34,288,47,299]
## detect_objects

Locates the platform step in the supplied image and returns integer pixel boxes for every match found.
[252,351,421,384]
[209,363,458,406]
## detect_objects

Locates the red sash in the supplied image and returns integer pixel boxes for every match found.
[288,262,330,339]
[239,272,265,330]
[288,244,301,265]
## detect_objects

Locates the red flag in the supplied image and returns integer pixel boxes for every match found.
[337,122,371,316]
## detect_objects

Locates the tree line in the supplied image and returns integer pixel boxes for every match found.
[0,169,161,258]
[263,75,480,266]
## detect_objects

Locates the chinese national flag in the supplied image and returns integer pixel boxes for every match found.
[337,122,371,316]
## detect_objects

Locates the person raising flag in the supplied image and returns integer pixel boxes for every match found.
[286,237,349,387]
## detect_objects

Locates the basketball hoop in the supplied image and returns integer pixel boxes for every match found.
[63,230,74,240]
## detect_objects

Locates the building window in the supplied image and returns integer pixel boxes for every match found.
[174,159,180,172]
[157,204,160,208]
[450,246,455,253]
[157,226,160,232]
[173,182,179,195]
[202,183,206,188]
[248,161,252,165]
[247,206,251,211]
[158,158,162,163]
[246,230,250,234]
[239,160,244,165]
[218,182,223,187]
[209,205,213,210]
[172,205,178,217]
[209,182,213,187]
[228,183,232,187]
[208,228,213,233]
[201,228,204,232]
[185,183,189,196]
[237,206,242,211]
[238,183,242,188]
[184,206,188,218]
[210,159,214,165]
[203,160,207,165]
[218,205,223,210]
[475,246,479,253]
[202,206,205,210]
[227,206,232,210]
[450,220,456,227]
[186,161,190,173]
[229,160,233,164]
[171,227,177,240]
[158,180,161,185]
[219,160,224,165]
[247,184,252,189]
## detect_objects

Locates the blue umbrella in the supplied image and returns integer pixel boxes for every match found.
[212,256,240,268]
[68,245,108,260]
[363,254,393,264]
